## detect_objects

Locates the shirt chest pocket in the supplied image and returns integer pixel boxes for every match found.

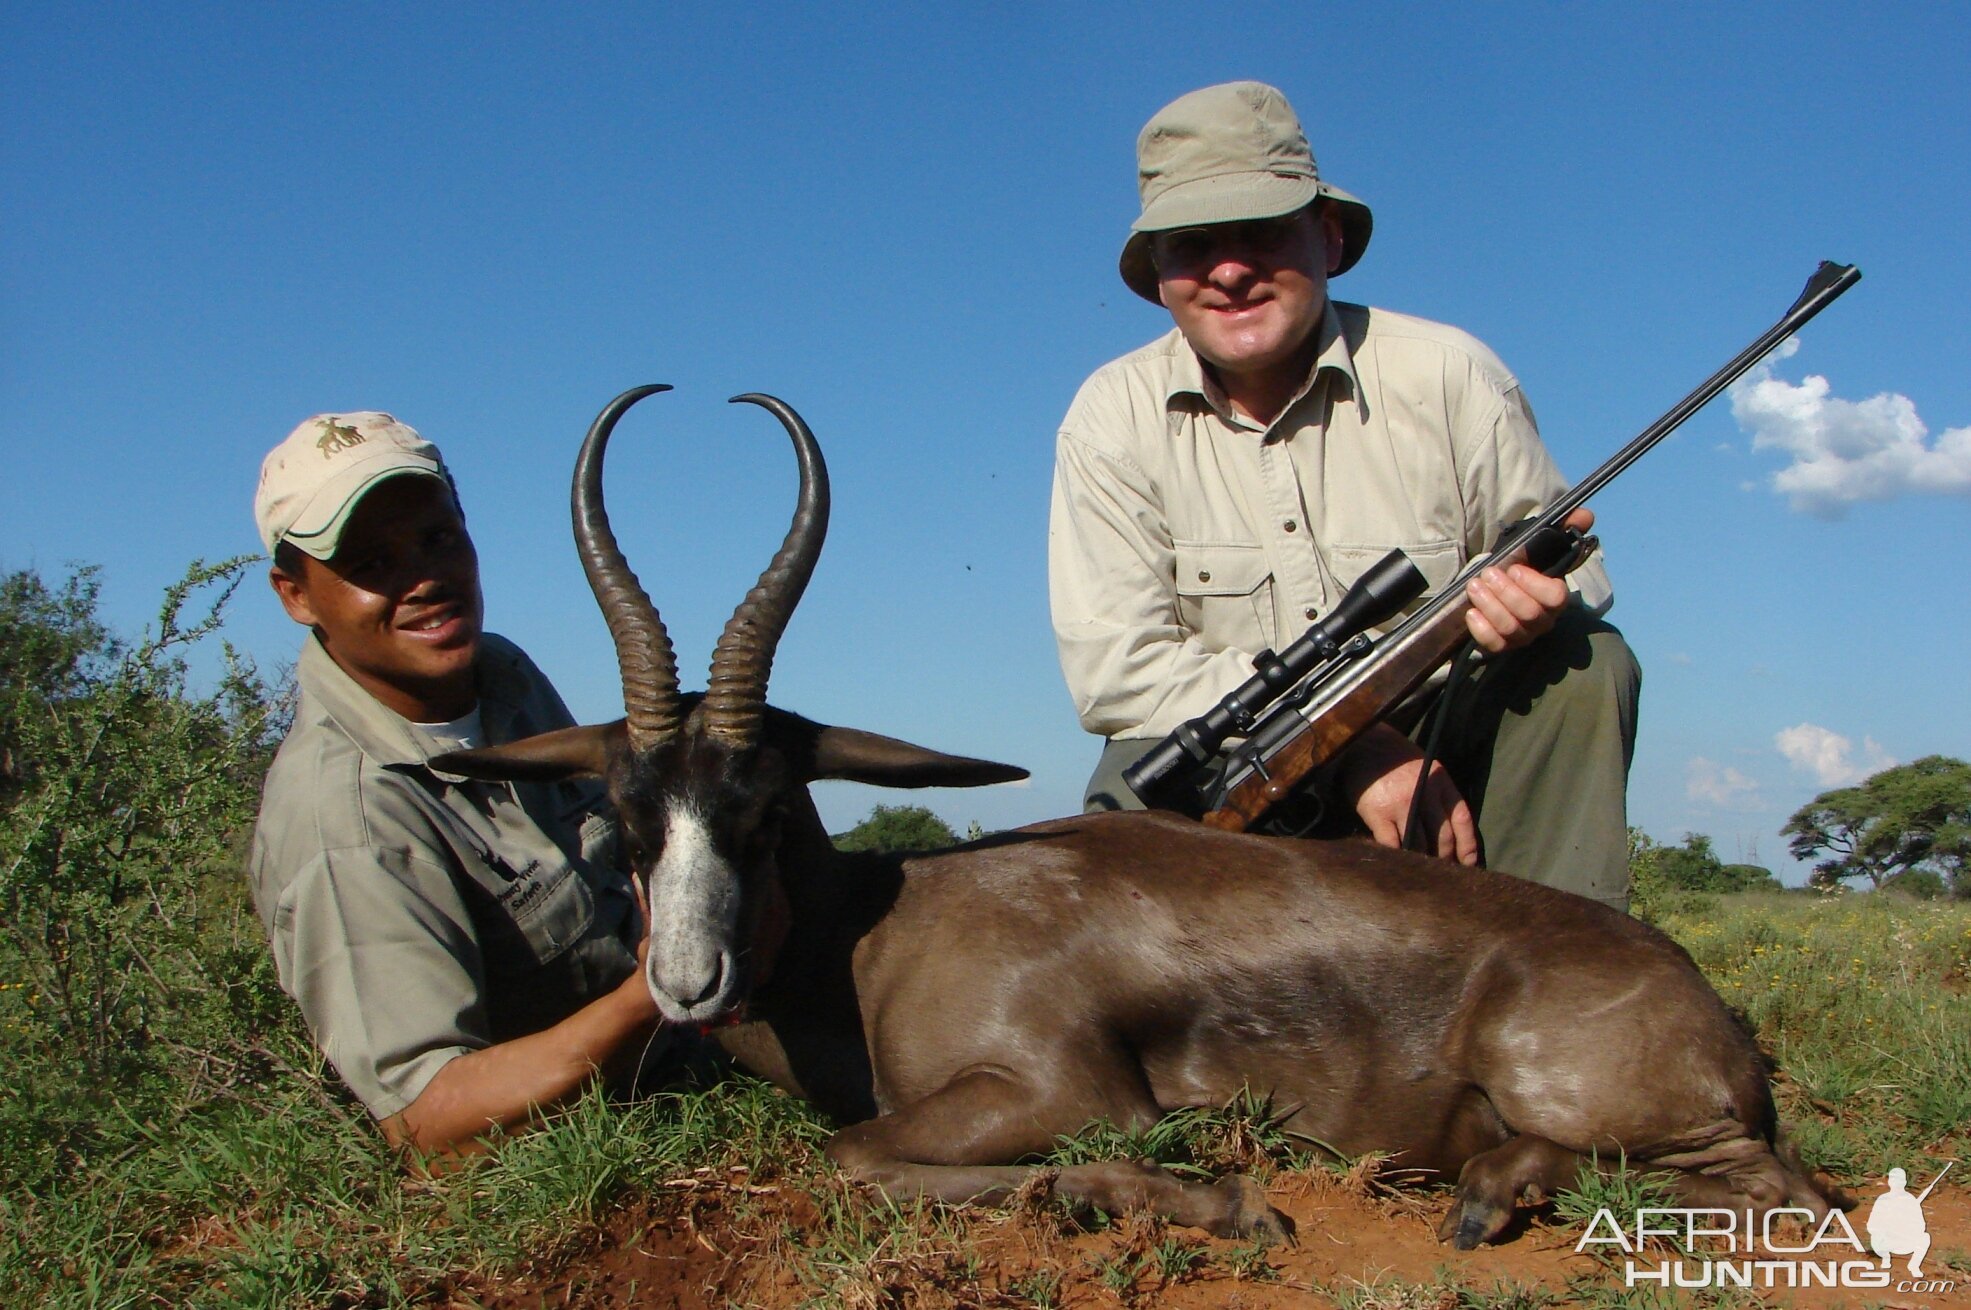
[1326,539,1464,628]
[571,802,622,874]
[572,806,636,938]
[1173,541,1276,652]
[468,839,596,973]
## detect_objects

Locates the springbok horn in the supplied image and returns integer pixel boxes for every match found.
[702,394,830,749]
[573,385,683,753]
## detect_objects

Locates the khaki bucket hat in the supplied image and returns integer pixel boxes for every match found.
[1119,81,1373,304]
[254,412,452,560]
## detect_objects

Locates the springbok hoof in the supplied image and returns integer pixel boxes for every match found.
[1438,1193,1509,1249]
[1216,1175,1293,1244]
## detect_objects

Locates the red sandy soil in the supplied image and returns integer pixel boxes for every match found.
[449,1168,1971,1310]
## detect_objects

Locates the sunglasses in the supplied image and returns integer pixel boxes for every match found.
[1150,214,1307,270]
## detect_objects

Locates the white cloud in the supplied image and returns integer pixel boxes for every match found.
[1773,723,1895,787]
[1686,757,1762,809]
[1729,338,1971,518]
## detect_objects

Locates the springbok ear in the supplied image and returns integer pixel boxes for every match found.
[808,724,1028,789]
[432,721,626,782]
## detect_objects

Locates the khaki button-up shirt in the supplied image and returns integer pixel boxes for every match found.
[1049,300,1612,740]
[249,634,636,1118]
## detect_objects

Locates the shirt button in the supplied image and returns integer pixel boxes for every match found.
[1304,606,1319,620]
[1283,519,1298,533]
[1198,570,1212,582]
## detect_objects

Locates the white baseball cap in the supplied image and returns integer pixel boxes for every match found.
[254,412,452,560]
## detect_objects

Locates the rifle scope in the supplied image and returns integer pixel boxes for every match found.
[1123,547,1427,809]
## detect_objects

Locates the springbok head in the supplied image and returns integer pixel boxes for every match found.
[435,386,1024,1025]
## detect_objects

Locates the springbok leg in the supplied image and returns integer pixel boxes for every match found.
[823,1069,1289,1240]
[1646,1126,1835,1223]
[1440,1124,1836,1249]
[1440,1133,1589,1248]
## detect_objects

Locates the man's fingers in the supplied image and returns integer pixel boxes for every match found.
[1508,563,1571,609]
[1475,565,1560,621]
[1450,798,1480,865]
[631,874,654,954]
[1421,770,1478,865]
[1465,571,1528,648]
[1342,735,1475,865]
[1465,605,1508,654]
[1467,563,1568,653]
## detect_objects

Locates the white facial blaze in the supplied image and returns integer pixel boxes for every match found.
[643,798,741,1021]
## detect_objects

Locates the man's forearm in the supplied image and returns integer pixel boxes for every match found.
[381,976,662,1160]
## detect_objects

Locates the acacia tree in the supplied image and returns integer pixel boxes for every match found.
[0,567,117,800]
[833,804,960,854]
[0,560,284,1084]
[1782,755,1971,893]
[0,559,327,1210]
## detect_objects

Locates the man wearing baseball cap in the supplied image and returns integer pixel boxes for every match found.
[1050,82,1640,906]
[249,413,664,1157]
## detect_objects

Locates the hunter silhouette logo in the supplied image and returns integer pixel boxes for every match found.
[1576,1158,1959,1294]
[1867,1162,1951,1277]
[316,418,366,457]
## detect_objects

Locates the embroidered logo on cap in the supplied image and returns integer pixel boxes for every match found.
[316,419,366,458]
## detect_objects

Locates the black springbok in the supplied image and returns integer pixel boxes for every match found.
[437,387,1833,1246]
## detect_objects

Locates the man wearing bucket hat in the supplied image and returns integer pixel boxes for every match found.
[1050,82,1640,907]
[249,413,664,1157]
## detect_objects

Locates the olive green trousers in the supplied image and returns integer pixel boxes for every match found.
[1083,607,1642,911]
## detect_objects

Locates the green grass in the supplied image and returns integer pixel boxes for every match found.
[1331,1271,1562,1310]
[1650,889,1971,1173]
[1007,1266,1063,1306]
[1550,1154,1679,1252]
[0,1057,835,1308]
[1044,1085,1311,1180]
[4,888,1967,1306]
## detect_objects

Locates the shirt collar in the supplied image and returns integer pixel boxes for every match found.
[295,633,529,779]
[1162,299,1361,431]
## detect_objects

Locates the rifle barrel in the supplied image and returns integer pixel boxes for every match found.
[1558,261,1860,517]
[1914,1159,1955,1204]
[1201,261,1861,830]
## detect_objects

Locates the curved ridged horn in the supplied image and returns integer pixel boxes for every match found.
[573,385,682,753]
[701,394,830,748]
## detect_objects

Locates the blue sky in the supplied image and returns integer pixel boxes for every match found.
[5,4,1967,877]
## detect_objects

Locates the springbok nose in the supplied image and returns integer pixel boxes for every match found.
[676,954,726,1008]
[651,947,732,1016]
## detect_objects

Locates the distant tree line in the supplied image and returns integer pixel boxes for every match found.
[832,763,1971,902]
[1627,755,1970,903]
[1629,830,1781,896]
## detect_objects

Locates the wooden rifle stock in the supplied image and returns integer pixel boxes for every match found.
[1200,528,1588,831]
[1194,260,1862,834]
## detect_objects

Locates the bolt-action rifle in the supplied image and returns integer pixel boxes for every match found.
[1123,261,1862,833]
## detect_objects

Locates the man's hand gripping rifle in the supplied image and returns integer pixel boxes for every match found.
[1124,261,1863,835]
